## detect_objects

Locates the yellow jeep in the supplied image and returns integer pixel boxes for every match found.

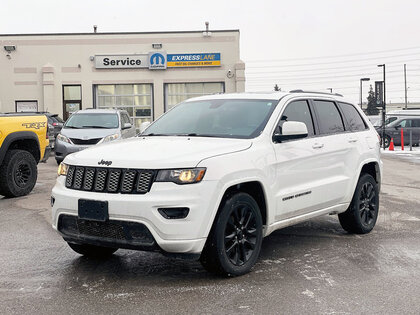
[0,113,50,197]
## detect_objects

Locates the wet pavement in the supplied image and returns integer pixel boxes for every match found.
[0,155,419,314]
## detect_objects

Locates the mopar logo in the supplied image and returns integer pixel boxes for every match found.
[148,51,167,70]
[98,159,112,166]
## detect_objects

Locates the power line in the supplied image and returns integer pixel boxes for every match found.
[246,45,420,63]
[246,56,420,69]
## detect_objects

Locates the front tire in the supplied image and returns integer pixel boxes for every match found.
[338,174,379,234]
[200,192,263,276]
[0,149,37,197]
[67,242,118,257]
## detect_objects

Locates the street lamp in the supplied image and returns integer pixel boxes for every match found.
[359,78,370,109]
[378,64,386,149]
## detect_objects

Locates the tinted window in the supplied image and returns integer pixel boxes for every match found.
[339,102,367,131]
[412,119,420,127]
[399,119,412,127]
[278,100,315,136]
[313,100,345,134]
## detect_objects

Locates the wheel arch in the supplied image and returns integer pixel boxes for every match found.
[0,131,41,164]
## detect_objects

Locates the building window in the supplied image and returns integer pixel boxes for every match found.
[96,84,153,130]
[165,82,224,111]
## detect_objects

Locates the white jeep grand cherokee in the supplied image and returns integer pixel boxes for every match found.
[52,91,382,276]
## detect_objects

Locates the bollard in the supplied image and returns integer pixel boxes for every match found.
[401,128,404,151]
[410,130,413,151]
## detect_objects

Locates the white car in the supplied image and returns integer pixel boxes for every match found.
[52,91,382,276]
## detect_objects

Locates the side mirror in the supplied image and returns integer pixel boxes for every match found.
[122,122,132,130]
[139,121,151,133]
[273,121,308,143]
[395,124,401,129]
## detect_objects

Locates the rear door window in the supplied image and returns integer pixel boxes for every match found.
[412,119,420,127]
[338,102,367,131]
[313,100,345,134]
[278,100,315,136]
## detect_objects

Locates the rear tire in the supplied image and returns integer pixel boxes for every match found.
[0,149,37,197]
[200,192,263,276]
[338,174,379,234]
[67,242,118,257]
[382,135,391,148]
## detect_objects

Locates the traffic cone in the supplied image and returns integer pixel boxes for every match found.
[389,138,394,151]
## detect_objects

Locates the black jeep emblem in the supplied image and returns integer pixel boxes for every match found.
[98,159,112,166]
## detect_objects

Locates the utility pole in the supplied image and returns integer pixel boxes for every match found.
[404,64,408,110]
[378,64,386,149]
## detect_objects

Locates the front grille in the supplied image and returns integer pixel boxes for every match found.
[65,165,155,194]
[58,215,156,247]
[70,138,102,145]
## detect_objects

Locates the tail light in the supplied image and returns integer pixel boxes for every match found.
[52,122,58,126]
[46,124,49,139]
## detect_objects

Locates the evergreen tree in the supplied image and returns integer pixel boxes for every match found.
[366,84,379,115]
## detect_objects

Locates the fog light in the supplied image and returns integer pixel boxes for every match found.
[158,207,189,219]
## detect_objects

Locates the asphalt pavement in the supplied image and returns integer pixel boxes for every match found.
[0,154,419,314]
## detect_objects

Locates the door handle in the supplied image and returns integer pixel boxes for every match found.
[312,143,324,149]
[348,138,358,143]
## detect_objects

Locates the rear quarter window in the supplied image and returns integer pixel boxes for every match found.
[338,102,367,131]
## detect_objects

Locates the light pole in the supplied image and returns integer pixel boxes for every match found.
[378,64,386,149]
[359,78,370,109]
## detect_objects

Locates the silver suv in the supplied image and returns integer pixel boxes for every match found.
[55,109,135,164]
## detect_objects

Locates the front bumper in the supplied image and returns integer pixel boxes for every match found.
[54,139,92,160]
[52,176,219,254]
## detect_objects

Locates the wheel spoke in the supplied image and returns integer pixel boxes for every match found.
[361,210,367,223]
[366,184,373,198]
[239,242,246,263]
[244,211,253,229]
[244,238,255,250]
[245,227,257,236]
[225,232,236,241]
[226,240,237,254]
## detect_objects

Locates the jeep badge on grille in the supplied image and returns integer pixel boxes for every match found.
[98,159,112,166]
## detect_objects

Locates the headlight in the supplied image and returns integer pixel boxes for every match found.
[100,133,120,143]
[156,168,206,184]
[57,163,68,176]
[57,134,71,144]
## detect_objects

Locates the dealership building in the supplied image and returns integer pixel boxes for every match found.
[0,29,245,129]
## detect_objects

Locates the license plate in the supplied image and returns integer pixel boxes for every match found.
[78,199,109,222]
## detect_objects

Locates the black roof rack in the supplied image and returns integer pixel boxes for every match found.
[289,89,343,97]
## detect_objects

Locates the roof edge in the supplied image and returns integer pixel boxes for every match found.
[0,29,240,37]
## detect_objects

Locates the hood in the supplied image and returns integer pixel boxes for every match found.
[65,136,252,168]
[60,127,120,140]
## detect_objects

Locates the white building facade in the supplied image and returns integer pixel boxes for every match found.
[0,30,245,129]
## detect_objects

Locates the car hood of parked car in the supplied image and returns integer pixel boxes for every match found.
[60,127,120,140]
[64,136,253,168]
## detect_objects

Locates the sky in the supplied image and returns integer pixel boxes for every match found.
[2,0,420,105]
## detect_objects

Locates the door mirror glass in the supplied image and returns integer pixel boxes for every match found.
[139,121,151,133]
[122,122,132,130]
[273,121,308,142]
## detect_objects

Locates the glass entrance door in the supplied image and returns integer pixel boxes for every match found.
[63,85,82,120]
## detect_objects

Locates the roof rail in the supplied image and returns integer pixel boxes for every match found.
[289,89,343,97]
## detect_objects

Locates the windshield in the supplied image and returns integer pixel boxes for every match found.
[64,113,119,129]
[143,99,279,139]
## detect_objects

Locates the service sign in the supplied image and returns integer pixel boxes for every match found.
[167,53,221,67]
[95,54,149,69]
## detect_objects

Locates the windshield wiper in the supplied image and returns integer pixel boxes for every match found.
[64,126,80,129]
[142,133,171,136]
[81,125,111,129]
[178,133,219,137]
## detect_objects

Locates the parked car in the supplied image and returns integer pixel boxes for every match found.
[0,113,49,197]
[55,109,135,164]
[52,91,382,276]
[379,116,420,147]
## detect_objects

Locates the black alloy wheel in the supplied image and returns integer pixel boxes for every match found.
[200,192,263,276]
[358,181,377,228]
[338,173,379,234]
[224,204,258,266]
[14,161,32,187]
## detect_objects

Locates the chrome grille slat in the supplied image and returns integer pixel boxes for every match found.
[65,166,154,194]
